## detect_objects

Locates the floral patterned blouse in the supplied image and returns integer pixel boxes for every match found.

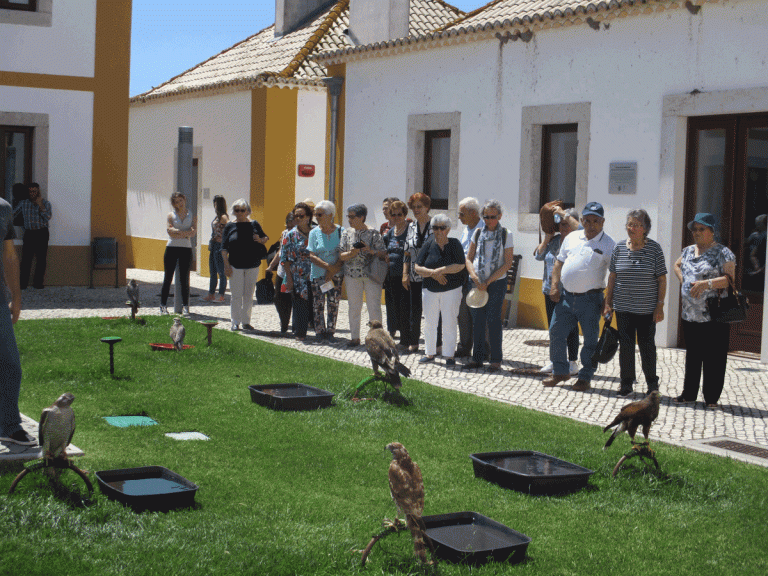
[280,227,313,300]
[339,227,385,279]
[679,243,735,322]
[404,218,433,282]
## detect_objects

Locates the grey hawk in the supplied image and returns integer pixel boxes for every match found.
[39,392,76,462]
[126,279,141,313]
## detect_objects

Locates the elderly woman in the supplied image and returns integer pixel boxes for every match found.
[465,200,515,372]
[414,214,466,365]
[281,202,315,341]
[383,200,411,347]
[308,200,343,341]
[403,193,433,352]
[221,199,269,331]
[204,195,229,302]
[160,192,197,316]
[535,207,581,375]
[673,213,736,408]
[339,203,385,347]
[603,209,667,397]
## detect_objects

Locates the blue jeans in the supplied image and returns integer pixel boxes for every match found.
[208,241,227,295]
[550,290,603,380]
[0,293,23,437]
[470,278,506,364]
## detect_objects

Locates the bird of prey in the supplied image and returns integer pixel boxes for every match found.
[170,317,185,351]
[386,442,433,564]
[126,279,140,312]
[365,321,411,388]
[603,391,661,450]
[39,392,76,463]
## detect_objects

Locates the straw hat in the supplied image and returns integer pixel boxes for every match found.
[466,287,489,308]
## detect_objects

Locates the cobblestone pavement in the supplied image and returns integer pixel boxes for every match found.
[12,269,768,467]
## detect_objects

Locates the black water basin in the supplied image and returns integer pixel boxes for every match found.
[95,466,198,511]
[248,383,334,411]
[470,451,594,494]
[422,511,530,565]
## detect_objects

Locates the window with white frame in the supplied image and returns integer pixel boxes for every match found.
[407,112,460,212]
[1,126,33,216]
[0,0,51,27]
[0,0,36,11]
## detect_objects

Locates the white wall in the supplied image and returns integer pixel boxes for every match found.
[127,92,252,248]
[0,0,96,77]
[0,85,93,246]
[295,90,328,205]
[341,0,768,347]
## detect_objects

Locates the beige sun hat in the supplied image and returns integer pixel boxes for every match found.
[466,287,489,308]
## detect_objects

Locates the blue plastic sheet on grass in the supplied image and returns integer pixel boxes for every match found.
[103,416,157,427]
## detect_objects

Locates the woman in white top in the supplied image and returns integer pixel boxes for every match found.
[160,192,196,315]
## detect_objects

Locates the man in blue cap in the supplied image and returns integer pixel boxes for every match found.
[543,202,615,391]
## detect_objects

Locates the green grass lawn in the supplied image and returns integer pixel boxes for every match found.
[1,317,766,576]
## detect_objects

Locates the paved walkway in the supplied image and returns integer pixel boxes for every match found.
[10,269,768,467]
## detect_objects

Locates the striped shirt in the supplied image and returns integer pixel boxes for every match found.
[609,238,667,314]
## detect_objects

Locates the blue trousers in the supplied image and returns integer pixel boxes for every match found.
[550,290,603,380]
[470,278,506,364]
[0,294,23,437]
[208,241,227,295]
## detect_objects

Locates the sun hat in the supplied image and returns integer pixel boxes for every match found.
[466,287,489,308]
[687,212,717,231]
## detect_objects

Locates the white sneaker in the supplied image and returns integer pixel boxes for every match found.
[569,361,580,375]
[182,306,190,316]
[539,362,554,374]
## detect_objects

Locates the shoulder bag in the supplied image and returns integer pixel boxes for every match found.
[706,275,749,323]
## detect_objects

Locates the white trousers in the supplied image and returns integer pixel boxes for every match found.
[229,267,259,325]
[345,276,382,340]
[422,285,462,358]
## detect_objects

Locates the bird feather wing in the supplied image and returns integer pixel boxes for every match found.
[39,407,51,449]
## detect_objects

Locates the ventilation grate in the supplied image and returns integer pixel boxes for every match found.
[703,440,768,460]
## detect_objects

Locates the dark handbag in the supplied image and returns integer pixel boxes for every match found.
[706,275,749,323]
[591,321,620,365]
[256,271,275,304]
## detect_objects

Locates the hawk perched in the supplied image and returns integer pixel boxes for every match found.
[170,317,185,351]
[365,321,411,388]
[126,279,140,313]
[386,442,431,564]
[39,392,76,463]
[603,391,661,450]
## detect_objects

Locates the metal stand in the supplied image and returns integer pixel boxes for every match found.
[8,458,93,496]
[612,444,660,477]
[352,374,403,400]
[100,337,122,375]
[360,517,437,567]
[200,321,218,346]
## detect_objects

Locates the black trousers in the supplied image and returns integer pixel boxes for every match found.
[615,311,659,391]
[386,275,411,347]
[544,294,579,361]
[274,275,293,333]
[681,319,730,405]
[161,246,192,306]
[20,227,49,289]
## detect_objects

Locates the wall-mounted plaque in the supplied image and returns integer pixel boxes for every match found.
[608,162,637,195]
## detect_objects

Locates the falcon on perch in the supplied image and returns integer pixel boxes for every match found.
[170,317,185,351]
[603,391,661,450]
[39,392,76,463]
[386,442,433,564]
[365,321,411,388]
[126,279,140,311]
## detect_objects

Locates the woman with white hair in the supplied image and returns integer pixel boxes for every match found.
[308,200,343,341]
[221,198,269,331]
[465,200,515,372]
[413,214,466,365]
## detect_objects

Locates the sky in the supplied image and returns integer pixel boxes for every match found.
[130,0,481,97]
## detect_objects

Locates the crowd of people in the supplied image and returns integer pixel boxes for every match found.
[159,190,740,410]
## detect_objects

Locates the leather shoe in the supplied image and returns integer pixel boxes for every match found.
[542,374,571,387]
[572,379,591,392]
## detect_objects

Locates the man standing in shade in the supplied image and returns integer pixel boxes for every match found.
[0,196,36,446]
[544,202,615,391]
[456,197,483,357]
[14,183,52,289]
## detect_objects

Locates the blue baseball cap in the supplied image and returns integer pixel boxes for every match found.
[582,202,604,218]
[687,213,717,231]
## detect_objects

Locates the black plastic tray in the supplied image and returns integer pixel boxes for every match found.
[95,466,198,511]
[470,450,594,494]
[422,511,530,565]
[248,383,334,411]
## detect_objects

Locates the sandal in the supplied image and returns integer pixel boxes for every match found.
[673,395,693,404]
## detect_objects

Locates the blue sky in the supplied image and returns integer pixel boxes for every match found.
[130,0,480,97]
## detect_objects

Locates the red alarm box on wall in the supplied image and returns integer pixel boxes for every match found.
[298,164,315,177]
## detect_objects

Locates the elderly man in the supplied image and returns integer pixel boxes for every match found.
[544,202,615,391]
[456,197,483,357]
[14,183,52,290]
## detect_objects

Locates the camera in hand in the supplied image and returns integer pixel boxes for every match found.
[353,241,366,249]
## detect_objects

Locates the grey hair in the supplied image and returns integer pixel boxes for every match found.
[347,203,368,221]
[431,213,452,230]
[231,198,251,215]
[482,199,503,217]
[315,200,335,215]
[626,209,652,236]
[459,197,480,214]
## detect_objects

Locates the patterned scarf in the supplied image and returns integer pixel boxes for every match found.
[476,226,504,283]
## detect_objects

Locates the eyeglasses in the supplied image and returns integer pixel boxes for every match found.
[294,213,308,219]
[432,225,447,231]
[389,212,404,217]
[233,208,246,213]
[626,222,644,229]
[483,214,499,220]
[314,211,326,217]
[691,225,710,233]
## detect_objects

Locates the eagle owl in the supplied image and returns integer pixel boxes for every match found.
[603,391,661,450]
[39,392,76,463]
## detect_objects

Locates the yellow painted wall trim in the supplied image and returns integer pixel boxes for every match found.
[0,71,96,92]
[126,236,166,271]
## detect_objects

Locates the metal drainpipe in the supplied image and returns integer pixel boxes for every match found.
[174,127,194,314]
[323,77,344,205]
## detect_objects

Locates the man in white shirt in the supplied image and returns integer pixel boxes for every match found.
[457,197,483,357]
[543,202,615,391]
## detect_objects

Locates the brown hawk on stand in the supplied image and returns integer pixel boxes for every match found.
[170,317,185,351]
[386,442,433,564]
[603,391,661,450]
[39,392,76,463]
[365,321,411,388]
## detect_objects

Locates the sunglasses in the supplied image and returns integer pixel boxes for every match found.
[294,213,308,219]
[233,208,246,213]
[389,212,404,217]
[483,214,499,220]
[432,225,447,231]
